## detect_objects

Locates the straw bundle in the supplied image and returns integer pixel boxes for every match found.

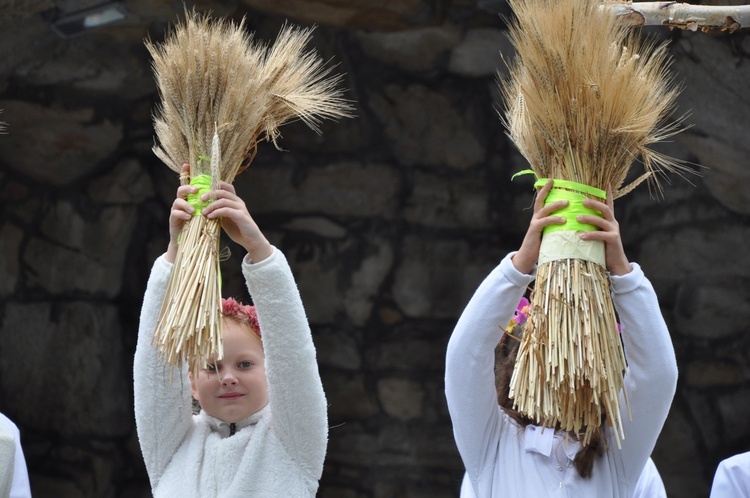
[147,10,351,374]
[500,0,688,446]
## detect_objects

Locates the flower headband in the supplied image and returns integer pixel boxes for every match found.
[503,297,530,340]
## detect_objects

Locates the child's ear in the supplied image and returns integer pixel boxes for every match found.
[188,371,200,401]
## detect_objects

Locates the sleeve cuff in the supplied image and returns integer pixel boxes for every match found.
[610,262,645,295]
[499,251,537,288]
[242,246,278,271]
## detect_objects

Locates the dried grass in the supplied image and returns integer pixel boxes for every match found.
[148,10,352,375]
[500,0,687,446]
[501,0,689,199]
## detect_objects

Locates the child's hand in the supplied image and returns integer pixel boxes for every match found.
[201,182,273,263]
[577,185,631,276]
[166,164,196,264]
[512,179,568,274]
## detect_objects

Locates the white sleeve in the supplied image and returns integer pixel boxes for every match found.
[133,255,195,487]
[710,452,750,498]
[242,248,328,480]
[445,253,534,483]
[611,263,678,484]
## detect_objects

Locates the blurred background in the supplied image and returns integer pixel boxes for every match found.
[0,0,749,496]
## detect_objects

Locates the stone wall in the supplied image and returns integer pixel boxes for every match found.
[0,1,749,497]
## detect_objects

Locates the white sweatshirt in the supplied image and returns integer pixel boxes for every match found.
[134,248,327,497]
[445,253,678,498]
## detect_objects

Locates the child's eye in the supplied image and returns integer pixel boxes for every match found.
[239,361,253,368]
[206,363,218,372]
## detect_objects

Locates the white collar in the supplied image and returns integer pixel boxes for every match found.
[201,403,270,437]
[523,424,581,462]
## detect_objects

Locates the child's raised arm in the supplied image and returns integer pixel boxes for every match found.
[134,171,197,486]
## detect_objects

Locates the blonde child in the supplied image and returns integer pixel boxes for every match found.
[134,167,327,497]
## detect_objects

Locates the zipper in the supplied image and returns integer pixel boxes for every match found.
[229,423,236,436]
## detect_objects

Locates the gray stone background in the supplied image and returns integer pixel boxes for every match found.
[1,0,749,497]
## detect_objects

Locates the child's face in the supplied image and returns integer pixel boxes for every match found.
[190,318,268,423]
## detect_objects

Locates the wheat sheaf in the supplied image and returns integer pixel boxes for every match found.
[148,10,352,375]
[500,0,689,446]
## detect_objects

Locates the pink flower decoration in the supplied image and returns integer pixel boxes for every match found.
[513,297,530,325]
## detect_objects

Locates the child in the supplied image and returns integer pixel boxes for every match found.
[134,167,327,497]
[445,180,678,497]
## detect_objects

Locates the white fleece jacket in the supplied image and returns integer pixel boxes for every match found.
[445,253,678,498]
[134,248,327,497]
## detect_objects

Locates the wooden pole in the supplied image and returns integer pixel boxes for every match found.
[604,2,750,32]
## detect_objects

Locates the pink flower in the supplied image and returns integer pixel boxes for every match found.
[513,297,530,325]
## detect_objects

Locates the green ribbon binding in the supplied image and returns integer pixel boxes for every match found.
[182,173,223,287]
[512,170,606,234]
[187,174,214,216]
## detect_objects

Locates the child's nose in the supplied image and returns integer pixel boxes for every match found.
[221,370,238,385]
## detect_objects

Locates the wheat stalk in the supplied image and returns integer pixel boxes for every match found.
[148,10,352,375]
[500,0,687,446]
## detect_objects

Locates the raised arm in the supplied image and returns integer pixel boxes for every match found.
[133,256,195,485]
[577,187,677,481]
[446,180,566,479]
[445,255,533,479]
[201,180,327,480]
[133,168,200,485]
[611,265,677,481]
[242,251,328,480]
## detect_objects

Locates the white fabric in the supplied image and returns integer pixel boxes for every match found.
[710,451,750,498]
[0,413,31,498]
[134,248,327,497]
[633,457,667,498]
[460,457,666,498]
[445,252,678,498]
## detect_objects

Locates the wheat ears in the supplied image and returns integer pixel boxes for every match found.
[500,0,687,446]
[148,10,352,375]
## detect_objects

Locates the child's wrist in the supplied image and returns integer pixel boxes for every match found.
[244,239,273,263]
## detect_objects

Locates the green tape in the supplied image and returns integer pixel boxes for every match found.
[533,178,606,199]
[187,174,213,216]
[535,178,605,234]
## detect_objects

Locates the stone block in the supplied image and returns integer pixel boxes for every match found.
[392,235,494,319]
[87,159,155,204]
[685,360,743,387]
[238,0,425,30]
[449,28,509,78]
[240,161,400,218]
[0,223,22,297]
[323,372,379,420]
[656,408,710,498]
[314,326,362,371]
[0,100,122,186]
[674,280,750,339]
[0,302,131,438]
[717,388,750,445]
[356,25,461,72]
[24,203,137,297]
[377,378,423,420]
[404,170,491,229]
[369,84,485,170]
